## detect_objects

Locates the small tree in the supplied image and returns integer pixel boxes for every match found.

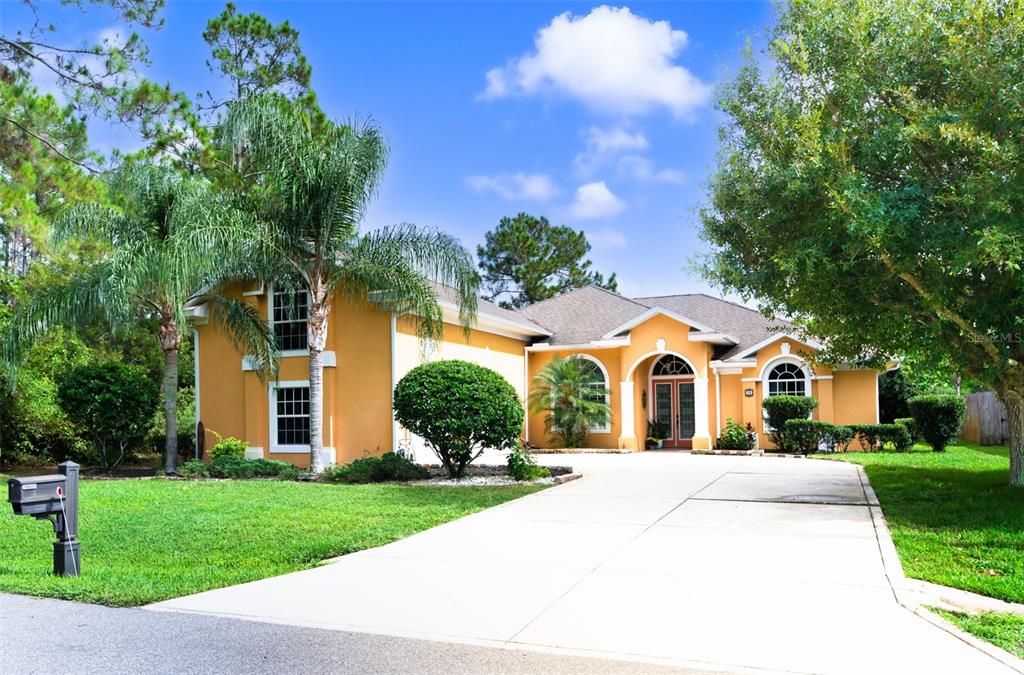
[908,394,966,453]
[763,395,818,452]
[393,360,523,478]
[528,356,611,448]
[57,363,160,471]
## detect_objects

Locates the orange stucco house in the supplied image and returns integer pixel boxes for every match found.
[190,284,879,467]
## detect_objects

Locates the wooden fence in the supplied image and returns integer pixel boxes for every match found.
[961,391,1009,446]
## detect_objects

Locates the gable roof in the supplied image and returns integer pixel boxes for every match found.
[433,284,551,338]
[517,286,806,361]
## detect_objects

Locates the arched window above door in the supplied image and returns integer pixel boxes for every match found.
[651,354,694,377]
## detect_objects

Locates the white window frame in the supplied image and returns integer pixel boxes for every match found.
[268,285,312,356]
[760,355,814,430]
[269,380,312,453]
[570,354,612,434]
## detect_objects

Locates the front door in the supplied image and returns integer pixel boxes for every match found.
[652,379,695,448]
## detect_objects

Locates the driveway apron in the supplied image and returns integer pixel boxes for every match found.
[149,453,1016,674]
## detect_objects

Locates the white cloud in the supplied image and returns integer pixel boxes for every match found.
[567,181,626,219]
[618,155,687,184]
[481,6,710,118]
[465,173,559,201]
[573,124,648,175]
[587,228,628,250]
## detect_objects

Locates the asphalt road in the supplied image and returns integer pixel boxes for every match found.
[0,594,708,674]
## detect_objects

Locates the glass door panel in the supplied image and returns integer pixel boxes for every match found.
[654,382,673,439]
[678,382,695,439]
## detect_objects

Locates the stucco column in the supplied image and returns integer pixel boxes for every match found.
[693,377,712,450]
[619,380,637,450]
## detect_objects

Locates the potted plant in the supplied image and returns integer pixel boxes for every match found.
[646,420,670,449]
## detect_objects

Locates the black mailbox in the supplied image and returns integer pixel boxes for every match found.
[6,461,80,576]
[8,474,66,516]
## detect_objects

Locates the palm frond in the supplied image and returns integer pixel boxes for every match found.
[203,295,279,381]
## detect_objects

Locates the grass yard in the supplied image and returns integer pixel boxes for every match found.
[932,609,1024,659]
[818,443,1024,603]
[0,478,543,606]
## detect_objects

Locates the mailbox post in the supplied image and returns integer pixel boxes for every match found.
[6,460,81,576]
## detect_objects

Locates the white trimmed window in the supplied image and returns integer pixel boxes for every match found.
[767,362,807,397]
[271,288,309,352]
[572,354,611,433]
[270,382,311,452]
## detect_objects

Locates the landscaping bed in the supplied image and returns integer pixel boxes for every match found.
[0,477,544,606]
[817,443,1024,604]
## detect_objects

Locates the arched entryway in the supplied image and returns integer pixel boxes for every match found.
[649,354,696,448]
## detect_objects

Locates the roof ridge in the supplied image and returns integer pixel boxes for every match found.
[636,292,792,325]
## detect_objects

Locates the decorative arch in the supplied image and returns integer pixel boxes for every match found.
[568,353,612,433]
[650,354,695,378]
[625,350,698,381]
[759,355,813,399]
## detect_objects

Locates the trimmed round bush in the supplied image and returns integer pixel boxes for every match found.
[908,394,966,452]
[763,395,819,451]
[820,424,854,453]
[394,360,524,478]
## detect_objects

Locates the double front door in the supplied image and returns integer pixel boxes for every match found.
[652,379,695,448]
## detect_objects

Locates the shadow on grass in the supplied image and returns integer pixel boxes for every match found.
[863,463,1023,532]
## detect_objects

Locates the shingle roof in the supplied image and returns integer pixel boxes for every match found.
[516,285,798,361]
[517,286,650,345]
[433,284,551,336]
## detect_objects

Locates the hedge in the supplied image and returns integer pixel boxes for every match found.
[908,394,966,452]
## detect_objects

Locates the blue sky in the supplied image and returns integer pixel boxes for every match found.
[13,1,776,299]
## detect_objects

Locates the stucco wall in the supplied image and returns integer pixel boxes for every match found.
[394,316,529,462]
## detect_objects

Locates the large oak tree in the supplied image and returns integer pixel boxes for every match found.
[700,0,1024,485]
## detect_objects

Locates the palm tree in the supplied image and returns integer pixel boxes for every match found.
[219,94,479,473]
[529,355,612,448]
[1,162,276,474]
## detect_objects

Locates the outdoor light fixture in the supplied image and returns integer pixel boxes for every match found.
[744,388,754,397]
[641,390,647,409]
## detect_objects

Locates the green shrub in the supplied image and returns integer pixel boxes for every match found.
[849,423,885,452]
[820,424,854,453]
[178,459,209,478]
[208,456,299,480]
[507,444,550,481]
[321,452,429,483]
[783,419,830,454]
[394,360,524,478]
[908,394,966,452]
[208,430,247,460]
[717,417,755,451]
[57,362,160,471]
[894,417,918,442]
[763,395,819,451]
[879,423,913,452]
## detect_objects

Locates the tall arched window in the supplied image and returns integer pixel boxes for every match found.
[767,362,807,397]
[572,355,611,433]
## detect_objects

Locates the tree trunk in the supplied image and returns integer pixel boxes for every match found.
[162,347,179,474]
[1006,390,1023,487]
[159,316,182,475]
[307,299,329,474]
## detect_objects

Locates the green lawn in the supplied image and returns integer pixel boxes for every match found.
[818,443,1024,603]
[0,478,543,606]
[932,609,1024,659]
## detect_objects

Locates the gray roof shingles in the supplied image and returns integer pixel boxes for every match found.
[515,285,795,361]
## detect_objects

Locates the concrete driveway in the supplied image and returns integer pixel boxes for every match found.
[150,453,1016,674]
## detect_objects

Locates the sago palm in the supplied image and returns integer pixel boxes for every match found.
[219,94,479,473]
[528,355,611,448]
[1,162,276,473]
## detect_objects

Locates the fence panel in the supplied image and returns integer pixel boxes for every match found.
[961,391,1009,446]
